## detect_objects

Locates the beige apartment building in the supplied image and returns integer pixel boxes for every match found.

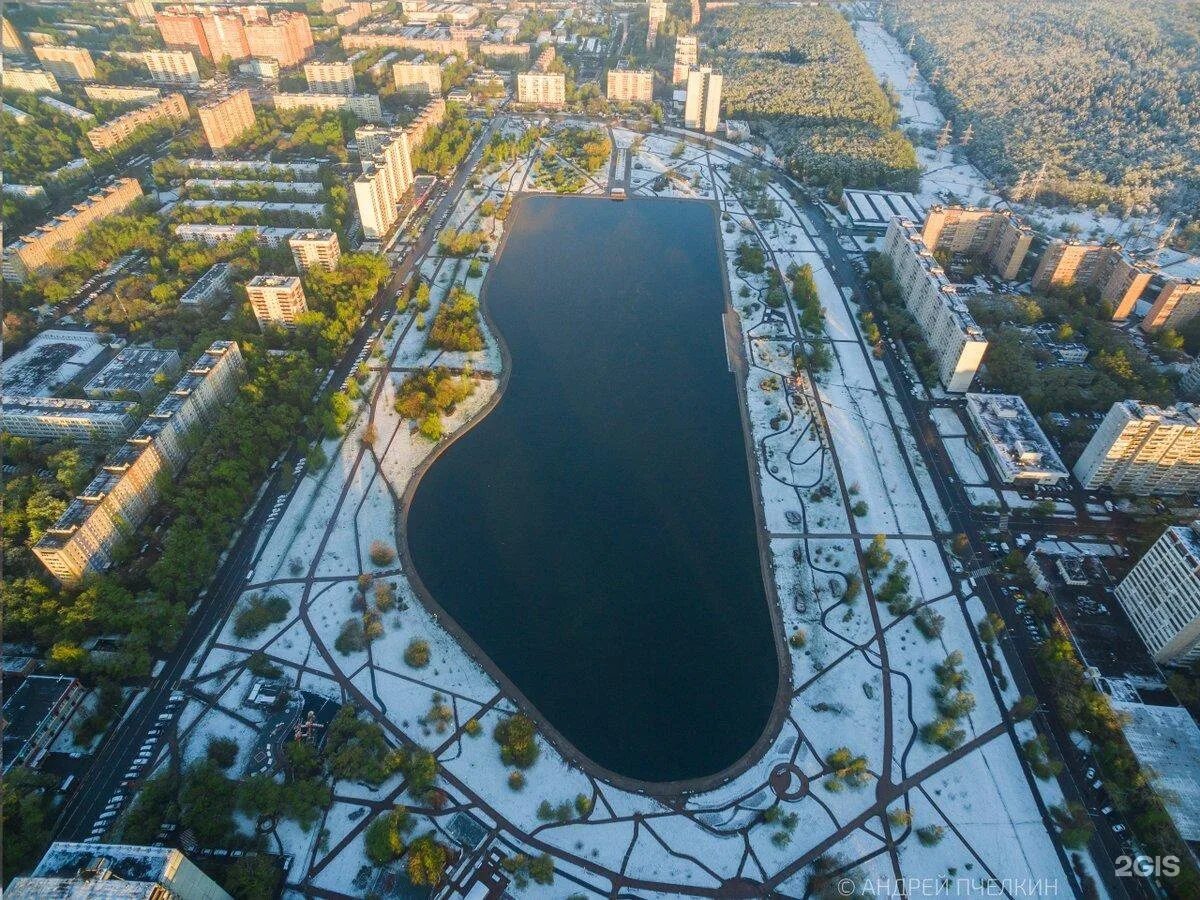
[32,342,245,585]
[305,61,356,94]
[1031,240,1154,317]
[5,66,61,93]
[1073,400,1200,494]
[2,16,24,53]
[86,92,190,151]
[516,72,565,106]
[272,91,383,122]
[884,218,988,392]
[1142,279,1200,332]
[354,129,415,241]
[290,230,342,272]
[920,205,1033,281]
[3,178,143,283]
[673,34,698,85]
[1115,523,1200,665]
[684,66,722,133]
[404,97,446,149]
[84,84,162,103]
[140,49,201,84]
[607,68,654,103]
[647,0,666,49]
[198,89,256,151]
[33,44,95,81]
[248,275,309,329]
[393,61,442,96]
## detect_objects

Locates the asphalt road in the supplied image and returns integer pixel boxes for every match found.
[53,118,498,844]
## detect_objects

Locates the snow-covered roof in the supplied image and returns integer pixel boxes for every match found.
[1110,700,1200,840]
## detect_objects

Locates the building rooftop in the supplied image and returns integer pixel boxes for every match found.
[179,262,233,304]
[1,329,119,397]
[247,274,300,288]
[1,394,136,419]
[1117,399,1200,427]
[843,189,925,231]
[2,675,77,763]
[290,229,337,242]
[1110,700,1200,841]
[83,347,179,397]
[965,393,1069,481]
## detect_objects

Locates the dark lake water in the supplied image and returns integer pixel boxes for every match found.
[406,195,777,783]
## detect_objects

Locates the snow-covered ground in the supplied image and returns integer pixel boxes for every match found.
[170,121,1074,897]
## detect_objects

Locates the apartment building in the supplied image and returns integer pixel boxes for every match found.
[86,92,190,151]
[1115,522,1200,664]
[305,61,356,94]
[1073,400,1200,494]
[920,205,1034,281]
[84,84,162,103]
[157,7,312,68]
[85,347,182,400]
[4,66,61,93]
[179,262,234,309]
[2,16,24,53]
[1142,279,1200,332]
[272,91,383,122]
[404,96,446,149]
[32,342,245,585]
[246,11,313,68]
[607,68,654,103]
[533,45,555,73]
[140,49,201,84]
[10,844,232,900]
[0,396,137,443]
[1,676,85,774]
[684,66,722,133]
[673,34,698,85]
[342,29,468,55]
[33,45,95,81]
[393,61,441,95]
[198,89,256,151]
[3,178,143,283]
[647,0,666,49]
[964,393,1068,484]
[290,230,342,272]
[248,275,309,330]
[516,72,565,106]
[1032,240,1154,317]
[127,0,156,21]
[884,218,988,393]
[354,129,415,241]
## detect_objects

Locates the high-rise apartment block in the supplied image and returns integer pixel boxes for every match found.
[3,178,143,283]
[138,49,201,84]
[9,843,233,900]
[86,92,190,151]
[393,61,442,95]
[684,66,722,133]
[1032,240,1154,318]
[1115,522,1200,665]
[198,89,255,151]
[84,84,162,104]
[672,34,698,85]
[607,68,654,103]
[305,61,356,94]
[1073,400,1200,494]
[290,230,342,272]
[884,218,988,392]
[920,205,1033,281]
[5,65,61,93]
[516,72,565,106]
[248,275,309,329]
[33,342,245,585]
[354,128,415,241]
[1142,279,1200,332]
[157,6,313,68]
[647,0,667,49]
[33,45,95,81]
[127,0,156,21]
